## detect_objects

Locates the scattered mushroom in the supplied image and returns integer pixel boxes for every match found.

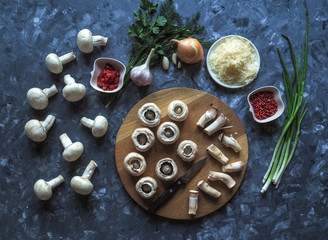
[188,190,199,215]
[172,53,178,65]
[45,52,76,74]
[135,176,158,199]
[155,158,178,181]
[76,29,108,53]
[59,133,84,162]
[138,103,162,127]
[24,114,56,142]
[197,180,221,198]
[222,161,245,173]
[177,140,198,162]
[196,104,219,128]
[207,144,229,164]
[34,175,65,201]
[123,152,147,176]
[208,171,236,189]
[218,133,242,153]
[70,160,98,195]
[80,115,108,137]
[204,113,228,136]
[62,74,86,102]
[131,127,155,152]
[26,84,58,110]
[157,121,180,145]
[167,100,189,122]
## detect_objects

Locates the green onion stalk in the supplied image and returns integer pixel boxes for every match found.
[261,9,309,193]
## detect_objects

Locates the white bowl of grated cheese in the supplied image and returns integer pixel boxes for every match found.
[206,35,260,89]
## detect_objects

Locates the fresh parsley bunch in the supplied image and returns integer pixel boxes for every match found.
[106,0,209,107]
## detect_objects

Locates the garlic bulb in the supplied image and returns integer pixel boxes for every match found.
[130,48,155,86]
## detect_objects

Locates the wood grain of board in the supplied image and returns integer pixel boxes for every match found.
[115,88,248,220]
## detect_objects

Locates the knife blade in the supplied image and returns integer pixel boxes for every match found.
[148,156,207,214]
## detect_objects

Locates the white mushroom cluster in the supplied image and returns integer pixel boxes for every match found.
[28,28,110,201]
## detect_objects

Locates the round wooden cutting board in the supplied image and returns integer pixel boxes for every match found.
[115,88,248,220]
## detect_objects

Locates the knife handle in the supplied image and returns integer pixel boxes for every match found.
[148,178,183,214]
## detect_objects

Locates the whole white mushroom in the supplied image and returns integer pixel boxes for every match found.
[59,133,84,162]
[80,115,108,137]
[24,115,56,142]
[77,29,108,53]
[34,175,65,201]
[45,52,76,74]
[70,160,98,195]
[62,74,86,102]
[26,84,58,110]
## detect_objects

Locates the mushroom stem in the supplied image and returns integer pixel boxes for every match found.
[43,84,58,98]
[197,180,221,198]
[188,190,199,215]
[208,171,236,189]
[41,115,56,132]
[82,160,98,180]
[222,161,245,172]
[47,175,65,188]
[59,133,73,149]
[204,113,227,136]
[197,104,219,128]
[59,51,76,65]
[207,144,229,164]
[63,74,76,85]
[80,117,94,129]
[92,35,108,46]
[218,133,242,153]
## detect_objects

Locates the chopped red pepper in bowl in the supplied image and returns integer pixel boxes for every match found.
[90,58,126,93]
[97,64,120,91]
[247,86,284,123]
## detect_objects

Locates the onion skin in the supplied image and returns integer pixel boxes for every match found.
[170,38,204,64]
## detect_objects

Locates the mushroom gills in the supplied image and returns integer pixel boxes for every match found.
[163,127,174,138]
[160,162,173,175]
[135,176,158,199]
[155,158,178,181]
[123,152,146,176]
[138,103,161,127]
[144,109,155,121]
[137,133,148,145]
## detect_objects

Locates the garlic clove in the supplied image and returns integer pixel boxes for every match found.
[162,56,169,70]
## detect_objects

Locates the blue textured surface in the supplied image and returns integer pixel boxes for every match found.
[0,0,327,239]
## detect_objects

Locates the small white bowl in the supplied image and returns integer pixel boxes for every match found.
[90,57,126,93]
[247,86,284,123]
[206,35,260,89]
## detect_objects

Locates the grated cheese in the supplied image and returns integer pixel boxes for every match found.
[209,36,259,86]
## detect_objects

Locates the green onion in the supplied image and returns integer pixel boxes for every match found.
[261,9,309,193]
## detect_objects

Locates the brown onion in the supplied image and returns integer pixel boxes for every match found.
[170,38,204,64]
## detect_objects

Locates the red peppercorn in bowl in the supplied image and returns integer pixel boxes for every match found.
[90,58,126,93]
[247,86,284,123]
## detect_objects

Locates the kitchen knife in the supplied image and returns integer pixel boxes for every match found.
[148,156,207,214]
